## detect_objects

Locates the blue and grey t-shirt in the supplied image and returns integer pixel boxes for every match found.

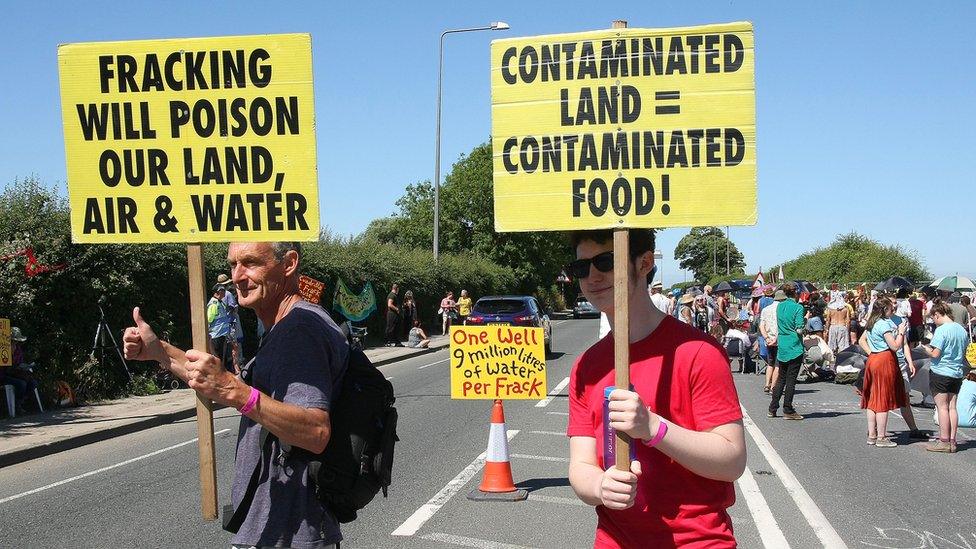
[231,300,348,549]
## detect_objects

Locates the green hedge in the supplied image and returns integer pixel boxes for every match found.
[0,178,516,401]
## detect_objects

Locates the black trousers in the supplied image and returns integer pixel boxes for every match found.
[385,312,400,343]
[769,355,802,414]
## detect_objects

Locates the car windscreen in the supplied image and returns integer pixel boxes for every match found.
[473,299,526,314]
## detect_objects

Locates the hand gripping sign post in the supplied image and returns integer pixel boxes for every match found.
[491,20,756,470]
[451,325,547,500]
[58,34,319,519]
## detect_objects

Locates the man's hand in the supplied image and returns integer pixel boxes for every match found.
[184,349,246,408]
[600,460,643,510]
[123,307,164,363]
[607,389,655,441]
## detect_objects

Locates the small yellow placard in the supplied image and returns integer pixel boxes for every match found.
[0,318,11,367]
[58,33,319,243]
[450,325,547,399]
[490,22,756,231]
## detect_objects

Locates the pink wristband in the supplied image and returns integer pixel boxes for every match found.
[239,387,260,415]
[643,418,668,447]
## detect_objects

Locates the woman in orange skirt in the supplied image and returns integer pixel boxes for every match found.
[858,297,908,447]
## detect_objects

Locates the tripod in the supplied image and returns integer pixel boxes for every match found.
[91,299,133,382]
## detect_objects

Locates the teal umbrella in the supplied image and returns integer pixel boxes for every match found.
[932,275,976,293]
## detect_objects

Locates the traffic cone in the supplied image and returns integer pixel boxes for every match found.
[468,399,528,501]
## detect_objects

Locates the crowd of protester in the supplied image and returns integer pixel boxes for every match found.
[652,279,976,452]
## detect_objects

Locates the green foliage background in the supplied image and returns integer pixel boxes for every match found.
[673,227,747,282]
[770,232,930,284]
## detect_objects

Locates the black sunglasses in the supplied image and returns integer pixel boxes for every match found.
[566,251,614,279]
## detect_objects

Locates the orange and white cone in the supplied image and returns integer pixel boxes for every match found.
[469,399,528,501]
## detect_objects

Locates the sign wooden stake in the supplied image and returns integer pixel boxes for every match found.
[612,228,632,471]
[187,244,218,520]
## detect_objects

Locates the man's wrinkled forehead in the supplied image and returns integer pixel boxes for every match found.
[227,242,275,263]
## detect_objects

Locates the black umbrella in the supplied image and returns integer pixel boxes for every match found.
[713,281,734,292]
[874,276,913,292]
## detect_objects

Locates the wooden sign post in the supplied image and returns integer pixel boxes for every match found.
[187,244,218,519]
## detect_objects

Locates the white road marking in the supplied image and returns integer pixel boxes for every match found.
[391,430,520,537]
[510,453,569,463]
[535,376,570,408]
[528,430,565,437]
[418,358,450,370]
[740,406,849,548]
[736,466,791,549]
[529,494,588,507]
[0,428,232,505]
[420,532,534,549]
[545,412,569,416]
[385,376,394,381]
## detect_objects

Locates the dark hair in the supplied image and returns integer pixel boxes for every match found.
[962,296,971,306]
[782,284,797,298]
[865,297,893,331]
[896,287,910,299]
[413,319,422,328]
[568,229,656,260]
[930,299,953,319]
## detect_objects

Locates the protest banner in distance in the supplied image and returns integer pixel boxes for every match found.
[0,319,10,367]
[333,279,377,321]
[298,274,325,304]
[58,34,319,243]
[490,22,755,231]
[450,326,547,399]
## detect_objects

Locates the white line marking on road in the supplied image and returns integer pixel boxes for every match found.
[420,532,534,549]
[545,412,568,416]
[535,376,570,408]
[0,428,232,505]
[385,376,394,381]
[528,430,565,437]
[510,453,569,463]
[736,466,791,549]
[391,430,520,537]
[418,358,450,370]
[529,494,588,507]
[740,406,849,548]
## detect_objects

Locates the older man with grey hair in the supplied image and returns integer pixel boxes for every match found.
[124,242,348,548]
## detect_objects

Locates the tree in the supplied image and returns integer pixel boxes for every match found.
[361,142,572,294]
[772,232,929,284]
[673,227,746,282]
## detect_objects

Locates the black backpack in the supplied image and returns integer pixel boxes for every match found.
[224,347,398,532]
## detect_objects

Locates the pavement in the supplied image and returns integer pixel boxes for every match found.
[0,334,450,468]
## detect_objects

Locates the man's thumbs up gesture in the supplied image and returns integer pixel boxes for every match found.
[124,307,165,363]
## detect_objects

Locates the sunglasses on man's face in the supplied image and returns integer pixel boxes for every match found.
[566,251,614,279]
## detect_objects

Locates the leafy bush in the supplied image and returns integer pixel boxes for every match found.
[772,232,929,285]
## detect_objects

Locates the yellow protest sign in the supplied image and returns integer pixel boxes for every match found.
[58,33,319,243]
[450,326,547,399]
[490,22,756,231]
[0,319,10,367]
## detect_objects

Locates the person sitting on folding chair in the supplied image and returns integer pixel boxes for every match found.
[724,320,754,373]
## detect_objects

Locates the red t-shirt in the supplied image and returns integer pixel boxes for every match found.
[568,316,743,548]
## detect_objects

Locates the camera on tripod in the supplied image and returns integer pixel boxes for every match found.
[91,294,132,382]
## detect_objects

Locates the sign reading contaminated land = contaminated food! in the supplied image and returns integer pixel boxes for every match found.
[490,22,756,231]
[450,326,547,399]
[58,34,319,243]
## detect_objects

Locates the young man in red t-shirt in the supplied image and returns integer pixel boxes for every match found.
[566,229,746,548]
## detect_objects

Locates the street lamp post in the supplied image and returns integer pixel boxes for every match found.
[434,21,510,261]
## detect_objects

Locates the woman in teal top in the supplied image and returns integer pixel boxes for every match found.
[922,300,971,453]
[857,297,908,448]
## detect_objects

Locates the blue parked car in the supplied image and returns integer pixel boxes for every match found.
[466,295,553,355]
